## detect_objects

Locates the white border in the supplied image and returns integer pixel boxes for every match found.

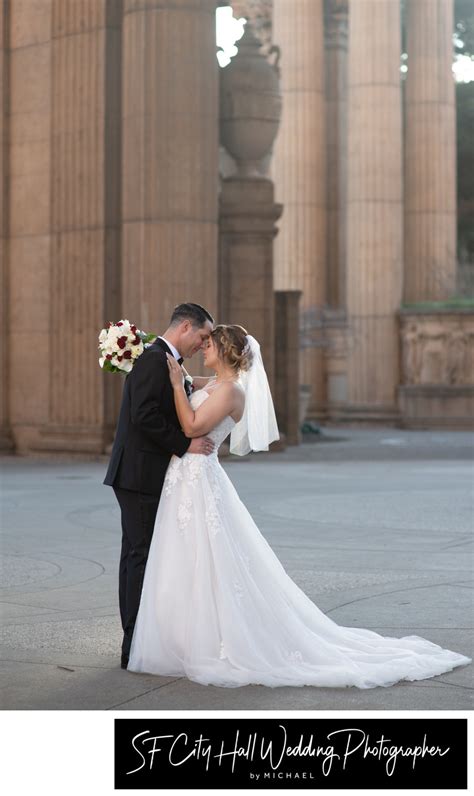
[1,709,471,795]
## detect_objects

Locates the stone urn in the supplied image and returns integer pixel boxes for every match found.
[219,24,282,177]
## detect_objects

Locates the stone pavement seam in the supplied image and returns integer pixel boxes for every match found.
[325,580,474,614]
[106,678,185,711]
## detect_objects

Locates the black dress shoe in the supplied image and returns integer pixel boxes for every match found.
[121,654,129,670]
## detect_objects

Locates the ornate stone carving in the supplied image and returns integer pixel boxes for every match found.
[324,0,349,50]
[231,0,273,49]
[400,313,474,386]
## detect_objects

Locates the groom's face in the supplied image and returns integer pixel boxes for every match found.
[180,319,213,359]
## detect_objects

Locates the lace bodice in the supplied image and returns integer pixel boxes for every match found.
[189,388,236,450]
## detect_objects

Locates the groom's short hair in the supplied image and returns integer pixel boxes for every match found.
[169,302,214,329]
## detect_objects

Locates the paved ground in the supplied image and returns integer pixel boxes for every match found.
[1,426,473,711]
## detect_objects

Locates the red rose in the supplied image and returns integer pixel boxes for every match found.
[105,354,112,360]
[123,350,132,359]
[132,336,140,345]
[117,336,127,349]
[117,355,123,362]
[131,325,137,332]
[117,322,123,327]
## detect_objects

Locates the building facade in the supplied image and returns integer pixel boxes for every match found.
[1,0,471,455]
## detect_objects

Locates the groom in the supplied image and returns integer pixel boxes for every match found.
[104,302,215,668]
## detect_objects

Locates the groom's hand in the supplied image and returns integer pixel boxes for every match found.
[188,436,214,456]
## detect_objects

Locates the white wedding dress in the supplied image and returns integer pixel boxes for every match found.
[127,389,472,688]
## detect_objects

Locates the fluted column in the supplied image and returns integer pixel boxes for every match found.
[345,0,403,416]
[324,0,348,310]
[8,0,53,451]
[122,0,219,361]
[47,0,122,450]
[404,0,456,301]
[271,0,327,417]
[0,0,12,448]
[8,0,122,452]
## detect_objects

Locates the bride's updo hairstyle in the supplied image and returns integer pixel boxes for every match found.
[210,324,253,374]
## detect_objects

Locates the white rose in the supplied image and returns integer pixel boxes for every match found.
[99,329,108,343]
[117,320,131,335]
[130,343,144,359]
[107,326,120,341]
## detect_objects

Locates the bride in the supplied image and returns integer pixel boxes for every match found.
[127,324,472,688]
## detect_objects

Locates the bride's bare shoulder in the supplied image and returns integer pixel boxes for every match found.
[234,381,245,400]
[224,381,245,399]
[228,381,245,409]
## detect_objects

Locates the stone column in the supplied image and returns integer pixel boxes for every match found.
[271,0,327,418]
[219,177,282,394]
[8,0,53,451]
[274,290,301,444]
[47,0,122,451]
[122,0,219,366]
[404,0,456,301]
[324,0,348,310]
[345,0,403,418]
[9,0,122,452]
[0,1,12,449]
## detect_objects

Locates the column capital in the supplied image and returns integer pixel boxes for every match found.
[324,2,349,51]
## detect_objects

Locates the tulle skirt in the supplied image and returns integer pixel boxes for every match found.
[127,454,472,688]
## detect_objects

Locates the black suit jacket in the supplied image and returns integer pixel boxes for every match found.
[103,338,191,497]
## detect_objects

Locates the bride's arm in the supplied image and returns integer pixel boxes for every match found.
[167,354,239,437]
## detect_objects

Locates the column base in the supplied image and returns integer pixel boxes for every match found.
[11,424,115,455]
[398,385,474,429]
[0,427,14,451]
[312,404,401,426]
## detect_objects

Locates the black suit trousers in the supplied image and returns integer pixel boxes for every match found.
[113,485,160,657]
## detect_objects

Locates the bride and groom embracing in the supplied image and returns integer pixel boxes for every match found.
[104,302,471,689]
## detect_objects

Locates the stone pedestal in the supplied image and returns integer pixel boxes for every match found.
[219,177,282,394]
[274,290,301,444]
[271,0,327,418]
[398,308,474,428]
[404,0,456,302]
[122,0,219,378]
[322,307,349,421]
[345,0,403,421]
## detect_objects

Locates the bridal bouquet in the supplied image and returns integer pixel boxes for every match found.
[98,320,156,374]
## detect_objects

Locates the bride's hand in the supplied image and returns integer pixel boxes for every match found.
[166,353,184,389]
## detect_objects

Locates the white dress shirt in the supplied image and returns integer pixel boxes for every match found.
[157,336,181,361]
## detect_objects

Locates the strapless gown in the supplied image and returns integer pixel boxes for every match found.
[127,389,472,688]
